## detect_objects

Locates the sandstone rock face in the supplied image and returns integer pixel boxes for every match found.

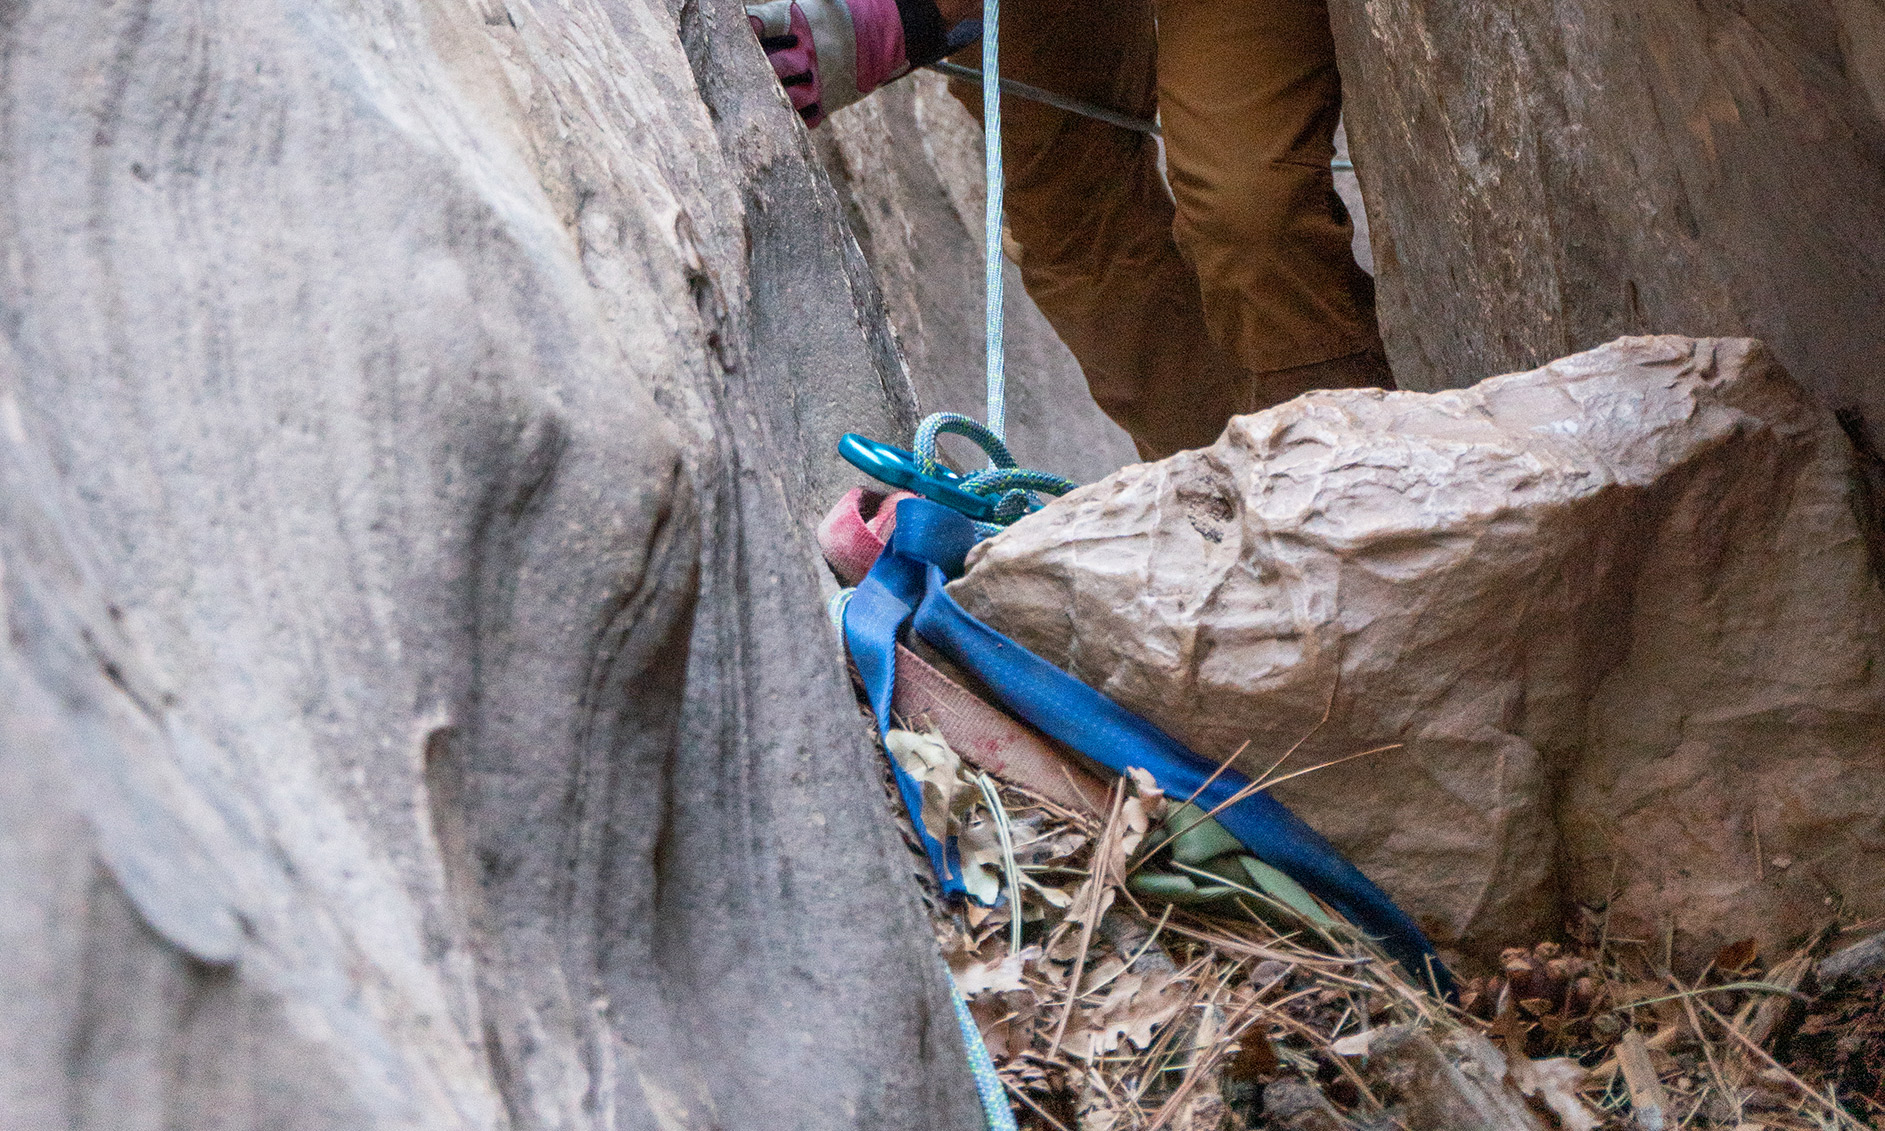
[1328,0,1885,455]
[950,337,1885,966]
[0,0,984,1126]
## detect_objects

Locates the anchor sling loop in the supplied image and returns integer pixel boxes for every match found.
[842,495,1456,997]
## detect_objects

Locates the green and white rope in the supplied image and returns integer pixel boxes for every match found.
[953,982,1020,1131]
[965,9,1026,1119]
[913,412,1077,536]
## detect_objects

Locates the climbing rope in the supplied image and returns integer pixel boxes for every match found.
[831,0,1076,540]
[980,0,1006,441]
[954,982,1021,1131]
[845,499,1457,995]
[913,412,1076,536]
[952,7,1028,1125]
[837,4,1411,1115]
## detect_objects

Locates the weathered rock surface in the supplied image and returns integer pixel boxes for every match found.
[950,336,1885,965]
[1328,0,1885,455]
[0,0,985,1126]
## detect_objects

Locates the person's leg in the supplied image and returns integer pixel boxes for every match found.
[946,0,1252,459]
[1152,0,1393,407]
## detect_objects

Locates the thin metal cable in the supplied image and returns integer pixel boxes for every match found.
[930,60,1358,172]
[929,60,1159,134]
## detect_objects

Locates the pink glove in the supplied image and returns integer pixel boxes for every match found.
[746,0,944,126]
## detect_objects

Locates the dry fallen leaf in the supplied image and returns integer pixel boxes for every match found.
[957,809,1005,904]
[965,993,1014,1059]
[1713,937,1759,973]
[1331,1028,1382,1057]
[1076,1069,1127,1131]
[1077,955,1129,997]
[1113,977,1189,1052]
[1015,826,1088,865]
[1506,1050,1600,1131]
[886,727,1007,902]
[884,728,968,843]
[1126,765,1164,806]
[1053,885,1116,946]
[1066,969,1189,1059]
[1019,873,1074,916]
[896,771,1811,1131]
[954,944,1042,997]
[1227,1028,1280,1079]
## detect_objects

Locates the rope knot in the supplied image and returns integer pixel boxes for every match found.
[913,412,1079,536]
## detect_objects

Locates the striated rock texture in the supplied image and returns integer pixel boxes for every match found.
[816,72,1138,485]
[1328,0,1885,454]
[0,0,985,1127]
[950,337,1885,966]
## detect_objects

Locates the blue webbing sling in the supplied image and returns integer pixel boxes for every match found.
[843,496,1455,997]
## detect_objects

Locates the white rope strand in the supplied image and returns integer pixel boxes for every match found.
[981,0,1006,442]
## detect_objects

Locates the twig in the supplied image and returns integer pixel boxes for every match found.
[1690,993,1865,1128]
[1133,695,1345,873]
[1175,739,1252,811]
[1587,1025,1682,1087]
[1152,744,1402,855]
[1667,976,1737,1128]
[1216,678,1341,811]
[1008,777,1101,832]
[1157,918,1359,970]
[1048,782,1127,1057]
[977,771,1025,953]
[1621,981,1811,1009]
[1000,1076,1073,1131]
[1242,671,1344,791]
[1616,1027,1670,1131]
[1145,983,1268,1131]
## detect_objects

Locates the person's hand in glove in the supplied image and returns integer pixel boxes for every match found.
[745,0,955,126]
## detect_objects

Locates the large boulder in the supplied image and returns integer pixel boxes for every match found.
[949,336,1885,966]
[0,0,985,1126]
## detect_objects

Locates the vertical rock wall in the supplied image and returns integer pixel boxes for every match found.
[0,0,983,1127]
[1329,0,1885,450]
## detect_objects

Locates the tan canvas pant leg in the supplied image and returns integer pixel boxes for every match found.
[1153,0,1388,401]
[947,0,1253,460]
